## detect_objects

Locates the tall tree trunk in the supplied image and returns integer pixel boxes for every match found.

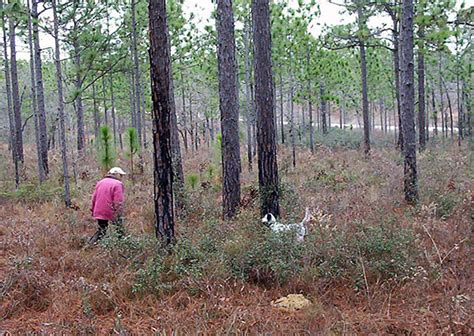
[167,27,184,215]
[102,77,108,126]
[244,17,253,171]
[289,66,296,167]
[2,0,18,187]
[189,91,194,152]
[442,79,453,139]
[109,75,117,147]
[279,70,285,144]
[390,12,403,150]
[438,52,446,138]
[92,83,99,140]
[431,83,438,136]
[32,0,48,175]
[9,15,24,163]
[328,100,331,129]
[456,61,462,146]
[400,0,418,204]
[320,82,327,134]
[131,0,144,152]
[356,5,370,155]
[130,69,136,128]
[216,0,241,219]
[252,0,279,217]
[417,28,426,151]
[307,53,314,153]
[149,0,175,245]
[180,73,188,153]
[73,12,85,152]
[27,0,45,183]
[52,0,71,207]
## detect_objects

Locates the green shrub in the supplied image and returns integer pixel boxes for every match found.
[186,173,199,190]
[124,127,139,176]
[97,126,116,173]
[223,228,304,285]
[316,128,362,149]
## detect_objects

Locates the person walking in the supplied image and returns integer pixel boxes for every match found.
[89,167,126,244]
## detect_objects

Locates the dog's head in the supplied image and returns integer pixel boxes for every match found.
[261,213,276,227]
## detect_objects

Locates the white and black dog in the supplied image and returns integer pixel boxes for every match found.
[261,208,311,242]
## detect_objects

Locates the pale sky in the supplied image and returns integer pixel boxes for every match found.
[12,0,474,60]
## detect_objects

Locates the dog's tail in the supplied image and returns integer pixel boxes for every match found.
[301,208,311,226]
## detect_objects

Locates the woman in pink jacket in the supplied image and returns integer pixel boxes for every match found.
[89,167,126,244]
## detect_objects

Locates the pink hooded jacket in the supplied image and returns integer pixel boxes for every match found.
[91,176,125,221]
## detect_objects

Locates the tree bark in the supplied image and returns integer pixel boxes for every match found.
[417,27,426,151]
[400,0,418,204]
[167,27,185,215]
[390,12,403,150]
[149,0,175,245]
[72,4,85,152]
[320,82,327,134]
[2,0,18,187]
[131,0,143,151]
[357,5,370,156]
[92,83,99,139]
[109,75,117,147]
[216,0,242,218]
[9,15,24,163]
[27,0,45,183]
[52,0,72,207]
[244,17,253,171]
[32,0,48,175]
[289,66,296,167]
[252,0,280,217]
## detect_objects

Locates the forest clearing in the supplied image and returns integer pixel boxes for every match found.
[0,0,473,334]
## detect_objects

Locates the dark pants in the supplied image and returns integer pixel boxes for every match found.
[89,218,125,244]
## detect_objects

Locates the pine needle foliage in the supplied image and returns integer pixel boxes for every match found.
[125,127,139,176]
[97,125,116,173]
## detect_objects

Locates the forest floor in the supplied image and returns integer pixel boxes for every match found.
[0,134,472,334]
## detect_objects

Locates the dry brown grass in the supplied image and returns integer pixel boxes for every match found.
[0,138,472,334]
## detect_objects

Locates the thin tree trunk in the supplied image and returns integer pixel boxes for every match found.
[131,0,143,156]
[244,16,253,171]
[456,61,462,145]
[27,0,45,182]
[391,13,403,149]
[32,0,48,175]
[92,83,99,139]
[289,66,296,167]
[72,2,85,152]
[307,52,314,153]
[417,28,426,151]
[442,78,453,139]
[328,100,331,130]
[9,15,24,163]
[252,0,280,217]
[431,84,438,136]
[167,27,185,215]
[52,0,71,207]
[149,0,175,245]
[180,74,188,153]
[130,69,136,128]
[400,0,418,204]
[102,77,108,126]
[110,75,117,146]
[320,82,327,134]
[1,0,18,186]
[279,70,285,144]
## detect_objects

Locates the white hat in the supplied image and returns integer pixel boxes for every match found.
[108,167,127,175]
